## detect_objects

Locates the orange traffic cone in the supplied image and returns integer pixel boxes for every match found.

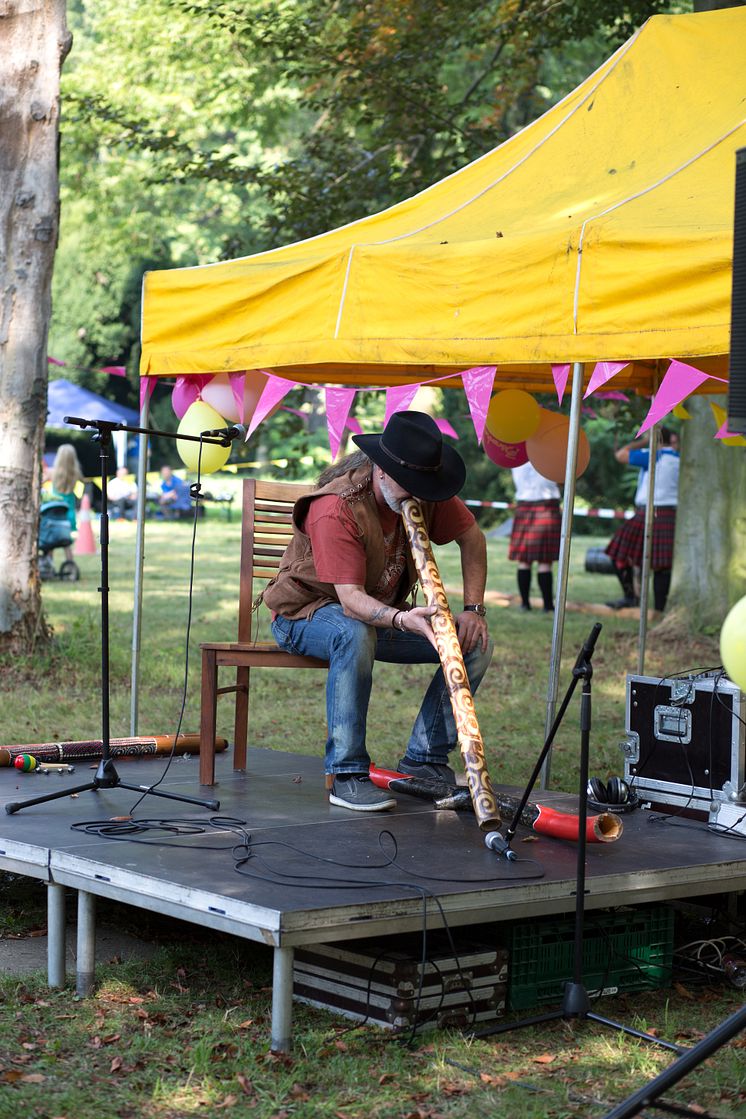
[74,493,97,555]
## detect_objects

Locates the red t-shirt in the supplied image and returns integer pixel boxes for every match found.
[304,495,474,604]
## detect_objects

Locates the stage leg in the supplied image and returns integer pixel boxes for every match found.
[76,891,96,997]
[271,947,294,1054]
[47,883,66,988]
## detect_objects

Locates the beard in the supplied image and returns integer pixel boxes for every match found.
[378,474,405,513]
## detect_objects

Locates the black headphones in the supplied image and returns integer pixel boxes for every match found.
[587,776,640,812]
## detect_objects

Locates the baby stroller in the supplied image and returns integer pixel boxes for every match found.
[38,501,80,582]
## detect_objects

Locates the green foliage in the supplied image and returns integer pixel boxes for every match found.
[52,0,683,381]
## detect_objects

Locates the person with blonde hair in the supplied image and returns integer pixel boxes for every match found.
[50,444,83,561]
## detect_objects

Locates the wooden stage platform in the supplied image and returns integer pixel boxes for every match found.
[1,747,744,1051]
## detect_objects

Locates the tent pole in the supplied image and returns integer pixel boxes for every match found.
[130,396,150,735]
[539,361,584,789]
[637,424,658,675]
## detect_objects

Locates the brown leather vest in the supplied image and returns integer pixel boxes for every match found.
[261,464,438,620]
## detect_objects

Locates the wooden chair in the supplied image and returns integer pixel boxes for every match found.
[199,477,328,785]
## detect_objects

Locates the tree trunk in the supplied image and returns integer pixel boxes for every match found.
[0,1,71,653]
[668,394,746,631]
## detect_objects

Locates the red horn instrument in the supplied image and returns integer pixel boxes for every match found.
[369,765,623,844]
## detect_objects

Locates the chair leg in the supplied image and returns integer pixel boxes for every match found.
[233,665,250,771]
[200,648,218,786]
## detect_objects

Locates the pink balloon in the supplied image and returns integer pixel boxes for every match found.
[201,373,238,422]
[483,428,529,468]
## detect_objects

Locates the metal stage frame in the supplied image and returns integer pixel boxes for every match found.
[1,748,744,1052]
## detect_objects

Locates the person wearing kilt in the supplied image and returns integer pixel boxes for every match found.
[508,462,561,612]
[605,427,680,612]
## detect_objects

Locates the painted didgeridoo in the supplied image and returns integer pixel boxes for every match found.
[0,734,227,768]
[400,497,501,832]
[369,765,623,843]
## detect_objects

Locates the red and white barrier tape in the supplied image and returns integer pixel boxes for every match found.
[464,500,633,519]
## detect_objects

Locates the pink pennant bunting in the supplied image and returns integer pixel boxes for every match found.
[345,417,363,436]
[47,356,67,367]
[100,365,127,377]
[584,361,630,399]
[434,418,459,440]
[246,375,298,439]
[280,406,309,423]
[171,373,212,419]
[551,364,570,404]
[325,386,357,460]
[384,383,421,425]
[461,366,496,443]
[637,360,716,436]
[139,376,156,412]
[594,390,630,402]
[229,372,247,422]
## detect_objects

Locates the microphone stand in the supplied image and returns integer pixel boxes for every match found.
[475,622,682,1053]
[6,416,232,815]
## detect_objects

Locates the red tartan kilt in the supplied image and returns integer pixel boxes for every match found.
[508,501,561,564]
[605,506,677,570]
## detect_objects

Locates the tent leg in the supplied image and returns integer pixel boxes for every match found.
[637,424,658,676]
[130,396,150,736]
[540,361,584,789]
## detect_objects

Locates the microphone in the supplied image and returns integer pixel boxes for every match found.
[200,423,248,441]
[484,831,517,861]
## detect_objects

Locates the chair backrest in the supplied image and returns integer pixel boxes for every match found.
[238,477,314,643]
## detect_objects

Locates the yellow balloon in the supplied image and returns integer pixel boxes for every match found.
[176,400,232,474]
[485,389,541,444]
[720,595,746,692]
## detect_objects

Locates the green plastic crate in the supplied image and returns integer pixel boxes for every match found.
[507,905,674,1010]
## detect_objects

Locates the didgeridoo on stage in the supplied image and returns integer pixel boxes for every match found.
[400,497,501,832]
[0,734,226,768]
[369,765,623,843]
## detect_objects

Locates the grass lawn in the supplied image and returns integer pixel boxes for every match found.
[0,512,743,1119]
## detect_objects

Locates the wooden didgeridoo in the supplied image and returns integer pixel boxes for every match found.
[0,734,227,767]
[400,497,502,832]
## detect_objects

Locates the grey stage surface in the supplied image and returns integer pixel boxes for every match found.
[1,746,745,1048]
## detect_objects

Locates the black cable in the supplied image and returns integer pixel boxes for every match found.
[646,812,746,844]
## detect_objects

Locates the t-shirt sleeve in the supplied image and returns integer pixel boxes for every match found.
[628,449,649,468]
[426,496,476,545]
[304,495,367,585]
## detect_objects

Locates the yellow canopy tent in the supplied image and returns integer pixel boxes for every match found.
[131,9,745,760]
[140,8,744,395]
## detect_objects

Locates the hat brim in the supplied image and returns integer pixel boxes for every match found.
[352,432,466,501]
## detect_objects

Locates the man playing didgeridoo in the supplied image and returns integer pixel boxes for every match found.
[262,411,493,812]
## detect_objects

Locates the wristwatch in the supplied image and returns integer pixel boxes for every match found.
[464,604,487,617]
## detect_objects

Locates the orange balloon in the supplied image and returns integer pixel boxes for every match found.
[531,408,565,438]
[526,415,590,483]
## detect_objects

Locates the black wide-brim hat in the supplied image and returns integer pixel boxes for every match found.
[352,411,466,501]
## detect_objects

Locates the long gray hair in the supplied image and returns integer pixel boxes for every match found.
[315,450,371,489]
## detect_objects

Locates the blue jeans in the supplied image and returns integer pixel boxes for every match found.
[271,604,494,775]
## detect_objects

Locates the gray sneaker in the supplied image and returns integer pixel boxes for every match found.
[329,775,396,812]
[397,757,457,784]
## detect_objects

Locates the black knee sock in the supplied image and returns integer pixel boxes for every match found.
[653,569,671,612]
[537,571,553,610]
[517,568,531,607]
[616,565,635,599]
